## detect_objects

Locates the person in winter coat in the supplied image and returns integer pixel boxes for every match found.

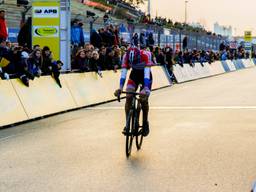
[72,49,92,72]
[51,60,63,88]
[71,19,85,47]
[139,33,146,48]
[0,10,8,41]
[105,47,115,70]
[132,33,139,47]
[90,51,102,77]
[18,17,32,49]
[41,46,54,75]
[27,49,42,77]
[90,29,102,49]
[98,46,107,71]
[147,32,155,48]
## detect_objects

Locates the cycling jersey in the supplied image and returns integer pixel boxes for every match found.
[119,48,153,91]
[122,49,152,70]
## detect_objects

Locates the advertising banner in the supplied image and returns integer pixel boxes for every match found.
[244,31,252,42]
[32,0,60,59]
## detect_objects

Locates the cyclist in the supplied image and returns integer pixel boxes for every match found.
[115,44,153,137]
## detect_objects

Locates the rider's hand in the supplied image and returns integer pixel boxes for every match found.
[140,87,150,97]
[114,89,122,97]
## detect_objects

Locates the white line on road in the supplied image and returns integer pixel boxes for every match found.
[87,106,256,110]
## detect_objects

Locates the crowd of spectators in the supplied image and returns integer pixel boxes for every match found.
[69,20,254,83]
[71,22,123,75]
[0,41,63,87]
[0,5,254,87]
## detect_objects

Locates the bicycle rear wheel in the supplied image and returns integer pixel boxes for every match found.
[136,103,143,150]
[125,109,135,158]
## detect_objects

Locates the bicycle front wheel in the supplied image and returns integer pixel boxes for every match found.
[125,110,134,158]
[135,104,143,150]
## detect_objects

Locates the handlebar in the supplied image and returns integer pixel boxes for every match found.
[117,91,144,102]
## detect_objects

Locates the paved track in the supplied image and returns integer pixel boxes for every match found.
[1,68,256,192]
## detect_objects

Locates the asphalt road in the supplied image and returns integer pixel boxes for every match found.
[1,68,256,192]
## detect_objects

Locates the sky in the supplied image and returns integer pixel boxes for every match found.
[140,0,256,36]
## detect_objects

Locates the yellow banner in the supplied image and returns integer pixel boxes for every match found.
[244,31,252,42]
[32,1,60,59]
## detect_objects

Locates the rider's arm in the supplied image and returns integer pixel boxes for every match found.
[144,67,151,90]
[119,53,129,90]
[142,52,151,91]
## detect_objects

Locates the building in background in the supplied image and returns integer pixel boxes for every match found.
[190,22,204,29]
[214,22,233,37]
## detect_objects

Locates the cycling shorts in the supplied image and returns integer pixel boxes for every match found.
[126,69,153,91]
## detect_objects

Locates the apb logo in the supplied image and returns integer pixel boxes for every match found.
[33,7,59,18]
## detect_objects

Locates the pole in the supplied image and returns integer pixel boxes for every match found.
[185,0,188,24]
[148,0,151,16]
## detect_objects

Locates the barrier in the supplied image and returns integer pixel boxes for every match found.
[172,64,182,83]
[63,72,117,107]
[11,76,76,119]
[221,61,231,72]
[208,61,225,75]
[0,79,28,127]
[232,59,244,70]
[172,59,254,83]
[253,59,256,65]
[173,61,224,82]
[1,61,254,127]
[151,66,171,89]
[242,59,252,68]
[226,60,236,71]
[200,63,212,78]
[182,64,192,82]
[173,64,185,83]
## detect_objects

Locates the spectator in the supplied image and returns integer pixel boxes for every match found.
[156,49,166,65]
[98,46,107,70]
[0,39,12,79]
[139,32,146,48]
[51,60,63,88]
[105,47,115,70]
[17,50,33,87]
[18,17,32,49]
[132,33,139,46]
[41,46,53,75]
[72,49,92,72]
[91,51,102,75]
[0,10,8,41]
[113,47,121,71]
[71,19,85,47]
[114,26,120,46]
[90,29,102,49]
[103,12,110,25]
[27,49,42,77]
[147,32,155,48]
[182,36,188,51]
[33,44,41,50]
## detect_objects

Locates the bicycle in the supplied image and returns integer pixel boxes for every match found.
[117,91,144,158]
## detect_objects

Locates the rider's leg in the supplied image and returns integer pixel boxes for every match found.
[122,79,137,134]
[140,75,152,137]
[140,96,150,137]
[140,96,149,123]
[125,88,134,121]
